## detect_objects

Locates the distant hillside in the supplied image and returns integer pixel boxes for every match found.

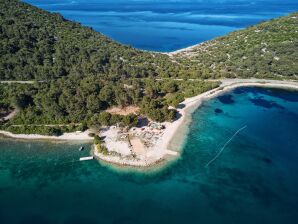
[1,0,297,81]
[172,13,298,79]
[0,0,177,80]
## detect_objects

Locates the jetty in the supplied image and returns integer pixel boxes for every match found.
[79,156,94,161]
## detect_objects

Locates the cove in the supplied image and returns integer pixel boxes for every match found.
[22,0,298,52]
[0,86,298,224]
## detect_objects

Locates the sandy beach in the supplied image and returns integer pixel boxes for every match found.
[163,78,298,153]
[165,43,201,56]
[0,130,93,141]
[94,78,298,167]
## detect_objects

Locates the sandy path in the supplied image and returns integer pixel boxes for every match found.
[106,106,139,115]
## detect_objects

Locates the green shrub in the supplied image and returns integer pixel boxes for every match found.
[93,135,102,145]
[96,143,109,155]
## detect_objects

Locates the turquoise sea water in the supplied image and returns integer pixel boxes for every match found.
[23,0,298,52]
[0,87,298,224]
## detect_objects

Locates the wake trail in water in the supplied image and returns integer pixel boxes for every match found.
[205,125,247,167]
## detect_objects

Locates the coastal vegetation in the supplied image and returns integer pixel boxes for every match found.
[0,0,297,135]
[3,125,64,136]
[94,136,109,155]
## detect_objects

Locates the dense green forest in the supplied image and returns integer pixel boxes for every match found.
[173,12,298,79]
[0,79,219,135]
[0,0,181,80]
[0,0,297,135]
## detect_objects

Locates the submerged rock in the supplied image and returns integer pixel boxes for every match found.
[262,157,272,164]
[250,97,284,109]
[217,94,235,104]
[215,108,223,114]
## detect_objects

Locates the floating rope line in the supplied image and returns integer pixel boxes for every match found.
[205,125,247,167]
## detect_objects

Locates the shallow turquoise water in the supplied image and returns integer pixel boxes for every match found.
[0,87,298,224]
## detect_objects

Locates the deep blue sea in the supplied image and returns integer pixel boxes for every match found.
[0,87,298,224]
[23,0,298,52]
